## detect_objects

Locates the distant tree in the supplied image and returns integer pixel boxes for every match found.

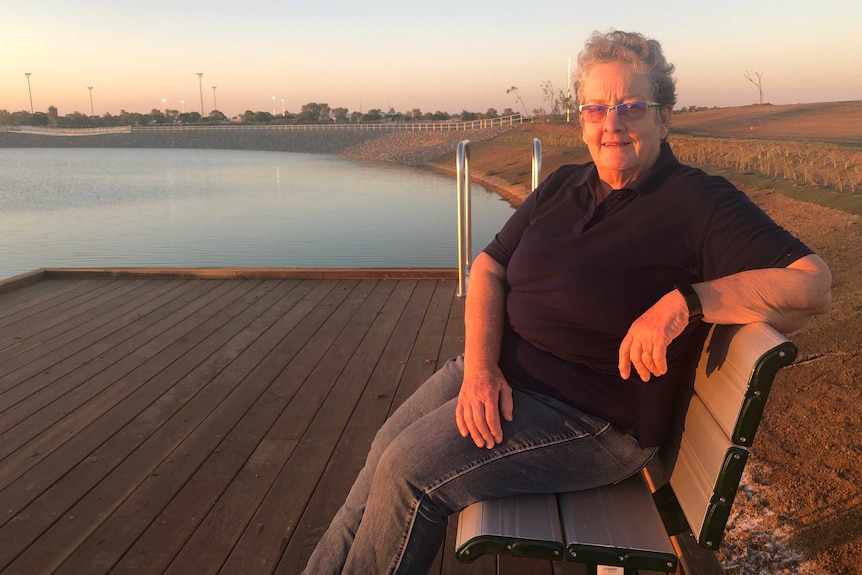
[119,109,147,126]
[178,112,202,123]
[362,108,382,122]
[350,111,362,123]
[31,112,50,126]
[47,105,59,125]
[506,86,530,117]
[208,109,228,123]
[745,70,764,105]
[485,108,498,119]
[254,111,274,123]
[331,107,349,122]
[149,109,167,124]
[540,81,560,117]
[461,110,478,121]
[58,111,90,127]
[430,110,450,121]
[501,107,515,117]
[298,102,330,123]
[558,90,576,122]
[411,108,422,121]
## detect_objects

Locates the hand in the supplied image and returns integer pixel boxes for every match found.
[456,363,514,448]
[619,290,690,382]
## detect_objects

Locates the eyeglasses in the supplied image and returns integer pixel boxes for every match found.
[578,101,662,123]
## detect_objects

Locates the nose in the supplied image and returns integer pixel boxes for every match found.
[603,107,625,130]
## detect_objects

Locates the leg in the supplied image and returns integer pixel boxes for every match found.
[302,356,466,575]
[343,387,657,574]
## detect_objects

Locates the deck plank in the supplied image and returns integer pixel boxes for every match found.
[0,273,517,575]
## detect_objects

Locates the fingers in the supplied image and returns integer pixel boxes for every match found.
[457,399,501,448]
[619,335,669,382]
[456,382,513,449]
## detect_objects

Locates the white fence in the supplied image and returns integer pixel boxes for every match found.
[132,115,529,133]
[1,115,528,136]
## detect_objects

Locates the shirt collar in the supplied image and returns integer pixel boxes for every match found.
[578,142,681,196]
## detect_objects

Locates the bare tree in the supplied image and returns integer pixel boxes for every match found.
[745,70,764,105]
[506,86,530,118]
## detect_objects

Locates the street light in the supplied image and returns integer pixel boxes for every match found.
[161,98,167,116]
[180,100,185,113]
[197,73,204,116]
[87,86,94,121]
[272,96,276,116]
[281,98,285,117]
[212,86,217,112]
[25,73,33,113]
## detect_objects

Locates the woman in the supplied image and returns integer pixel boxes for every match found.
[302,30,831,574]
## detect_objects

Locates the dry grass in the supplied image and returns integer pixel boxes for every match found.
[672,135,862,194]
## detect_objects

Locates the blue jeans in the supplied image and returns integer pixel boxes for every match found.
[302,355,657,575]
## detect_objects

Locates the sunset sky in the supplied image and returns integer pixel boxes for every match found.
[3,0,860,118]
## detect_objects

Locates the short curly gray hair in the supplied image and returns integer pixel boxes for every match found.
[575,30,677,107]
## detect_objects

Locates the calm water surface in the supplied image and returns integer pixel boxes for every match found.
[0,148,514,280]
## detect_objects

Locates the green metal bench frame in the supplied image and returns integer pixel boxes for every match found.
[455,322,797,574]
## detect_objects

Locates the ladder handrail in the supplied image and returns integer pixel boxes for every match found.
[455,138,542,297]
[456,140,472,297]
[532,138,542,191]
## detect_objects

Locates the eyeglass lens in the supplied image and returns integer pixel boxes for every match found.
[581,102,649,122]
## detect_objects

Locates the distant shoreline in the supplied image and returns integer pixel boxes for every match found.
[0,127,508,166]
[0,127,523,205]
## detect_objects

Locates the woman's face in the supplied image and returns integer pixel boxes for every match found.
[580,61,671,191]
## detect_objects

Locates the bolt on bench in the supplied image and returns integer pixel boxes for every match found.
[455,321,797,575]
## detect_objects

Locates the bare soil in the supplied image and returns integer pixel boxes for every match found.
[428,107,862,575]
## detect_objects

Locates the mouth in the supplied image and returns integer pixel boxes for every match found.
[602,141,631,148]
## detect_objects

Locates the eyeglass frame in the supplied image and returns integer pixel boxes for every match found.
[577,101,663,122]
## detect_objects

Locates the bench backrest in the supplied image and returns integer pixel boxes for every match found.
[667,322,797,548]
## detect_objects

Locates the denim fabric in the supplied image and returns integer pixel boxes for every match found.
[302,355,657,575]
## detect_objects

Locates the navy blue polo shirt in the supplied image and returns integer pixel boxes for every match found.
[483,143,812,447]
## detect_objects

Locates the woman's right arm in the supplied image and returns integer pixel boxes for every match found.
[455,252,514,449]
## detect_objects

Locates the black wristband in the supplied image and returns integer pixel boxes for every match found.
[675,283,704,324]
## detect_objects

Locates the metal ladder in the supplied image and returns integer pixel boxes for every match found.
[456,137,542,296]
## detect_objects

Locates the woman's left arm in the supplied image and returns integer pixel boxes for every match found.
[619,254,832,382]
[694,254,832,331]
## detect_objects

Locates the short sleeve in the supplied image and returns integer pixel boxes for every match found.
[699,180,812,280]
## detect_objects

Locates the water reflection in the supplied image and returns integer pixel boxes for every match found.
[0,148,514,280]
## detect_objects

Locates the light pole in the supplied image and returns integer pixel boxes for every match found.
[87,86,94,121]
[211,86,217,112]
[281,98,285,117]
[272,96,276,116]
[161,98,167,117]
[197,73,204,116]
[25,73,33,113]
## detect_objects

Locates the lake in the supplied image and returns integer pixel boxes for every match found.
[0,148,514,281]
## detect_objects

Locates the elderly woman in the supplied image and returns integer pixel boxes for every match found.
[303,30,831,574]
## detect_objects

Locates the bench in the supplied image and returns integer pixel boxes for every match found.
[454,321,797,575]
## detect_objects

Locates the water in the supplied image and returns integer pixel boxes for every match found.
[0,148,514,281]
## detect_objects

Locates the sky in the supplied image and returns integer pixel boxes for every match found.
[2,0,861,119]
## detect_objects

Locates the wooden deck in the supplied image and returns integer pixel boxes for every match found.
[0,269,589,575]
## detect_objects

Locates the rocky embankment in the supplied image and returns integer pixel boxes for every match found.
[0,127,509,166]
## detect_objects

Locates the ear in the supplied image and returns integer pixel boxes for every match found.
[659,105,672,140]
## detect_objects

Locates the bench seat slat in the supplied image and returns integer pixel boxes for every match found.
[559,474,678,572]
[455,493,564,562]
